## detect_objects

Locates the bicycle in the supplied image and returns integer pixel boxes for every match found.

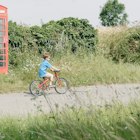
[29,70,69,96]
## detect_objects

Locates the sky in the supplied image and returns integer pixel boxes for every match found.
[0,0,140,27]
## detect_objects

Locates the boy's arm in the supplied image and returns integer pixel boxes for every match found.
[50,66,60,71]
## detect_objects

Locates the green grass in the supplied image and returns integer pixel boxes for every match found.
[0,26,140,140]
[0,101,140,140]
[0,26,140,139]
[57,53,140,85]
[1,52,140,93]
[1,26,140,93]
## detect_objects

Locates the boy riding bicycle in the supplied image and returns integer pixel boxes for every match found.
[38,52,60,87]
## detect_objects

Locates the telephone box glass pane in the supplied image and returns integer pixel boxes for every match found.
[0,43,2,48]
[0,26,3,31]
[0,22,5,31]
[0,55,5,60]
[0,37,3,43]
[0,19,5,34]
[0,32,4,36]
[0,49,5,54]
[0,25,2,30]
[0,19,3,24]
[0,62,5,67]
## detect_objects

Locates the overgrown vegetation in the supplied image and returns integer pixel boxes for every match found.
[98,26,140,63]
[1,52,140,93]
[1,17,140,140]
[1,18,140,93]
[0,101,140,140]
[9,17,98,57]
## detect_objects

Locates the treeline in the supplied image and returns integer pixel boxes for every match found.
[8,17,140,65]
[8,17,98,54]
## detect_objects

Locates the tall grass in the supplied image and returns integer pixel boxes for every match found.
[98,26,140,63]
[1,26,140,93]
[0,27,140,140]
[1,50,140,93]
[0,101,140,139]
[0,26,140,139]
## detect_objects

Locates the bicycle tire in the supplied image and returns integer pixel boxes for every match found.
[54,78,69,94]
[29,80,45,96]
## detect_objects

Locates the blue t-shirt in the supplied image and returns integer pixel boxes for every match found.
[38,60,52,78]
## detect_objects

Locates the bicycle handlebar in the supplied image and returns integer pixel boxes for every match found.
[53,70,60,72]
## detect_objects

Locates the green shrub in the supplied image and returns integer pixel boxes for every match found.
[1,102,140,140]
[107,27,140,63]
[56,17,98,52]
[30,17,98,54]
[8,21,36,50]
[9,17,98,56]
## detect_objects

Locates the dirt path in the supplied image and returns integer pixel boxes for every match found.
[0,84,140,117]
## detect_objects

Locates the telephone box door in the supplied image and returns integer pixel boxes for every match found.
[0,5,8,74]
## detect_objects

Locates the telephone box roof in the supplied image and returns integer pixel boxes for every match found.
[0,5,7,9]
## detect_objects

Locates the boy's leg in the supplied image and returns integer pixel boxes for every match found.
[46,72,53,86]
[43,77,48,85]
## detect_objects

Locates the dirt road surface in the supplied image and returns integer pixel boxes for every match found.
[0,84,140,117]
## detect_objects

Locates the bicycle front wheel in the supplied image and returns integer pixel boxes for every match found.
[29,80,44,96]
[54,78,69,94]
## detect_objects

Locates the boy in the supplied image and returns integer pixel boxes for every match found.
[38,52,60,86]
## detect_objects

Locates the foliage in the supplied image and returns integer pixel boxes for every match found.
[99,0,128,26]
[8,21,36,50]
[4,24,140,93]
[8,18,98,66]
[2,52,140,93]
[30,17,98,53]
[56,17,98,52]
[9,18,98,55]
[1,102,140,139]
[8,21,38,66]
[104,27,140,63]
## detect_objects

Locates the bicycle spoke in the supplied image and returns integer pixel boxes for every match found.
[29,80,44,96]
[54,78,69,94]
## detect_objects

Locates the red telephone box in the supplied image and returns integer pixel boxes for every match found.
[0,5,8,74]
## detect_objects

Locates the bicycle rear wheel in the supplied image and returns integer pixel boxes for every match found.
[29,80,45,96]
[54,78,69,94]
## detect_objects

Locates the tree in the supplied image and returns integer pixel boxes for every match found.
[8,18,98,55]
[99,0,128,26]
[31,17,98,53]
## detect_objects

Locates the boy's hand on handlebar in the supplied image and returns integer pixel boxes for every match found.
[50,68,60,72]
[55,69,60,72]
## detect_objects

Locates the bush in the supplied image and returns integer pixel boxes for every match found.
[56,17,98,52]
[30,17,98,54]
[8,18,98,68]
[9,18,98,53]
[8,21,36,50]
[106,26,140,63]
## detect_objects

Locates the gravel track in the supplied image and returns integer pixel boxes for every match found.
[0,84,140,117]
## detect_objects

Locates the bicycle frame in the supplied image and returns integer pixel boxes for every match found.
[38,71,60,89]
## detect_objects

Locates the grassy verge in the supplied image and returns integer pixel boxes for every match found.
[0,52,140,93]
[0,54,140,93]
[1,26,140,93]
[0,101,140,140]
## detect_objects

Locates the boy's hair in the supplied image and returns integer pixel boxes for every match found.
[43,52,50,59]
